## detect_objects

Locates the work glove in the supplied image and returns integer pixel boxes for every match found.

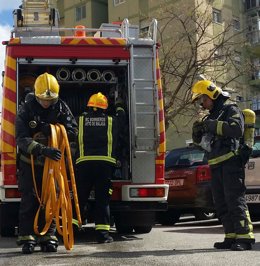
[192,121,206,134]
[40,146,62,161]
[238,144,252,166]
[192,121,207,144]
[203,119,217,134]
[40,122,51,137]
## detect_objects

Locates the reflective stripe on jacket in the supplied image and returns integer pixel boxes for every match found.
[76,112,118,165]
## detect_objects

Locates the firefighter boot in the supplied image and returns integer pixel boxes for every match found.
[96,230,113,244]
[214,238,235,249]
[38,235,59,252]
[231,242,252,251]
[22,242,36,254]
[17,235,37,254]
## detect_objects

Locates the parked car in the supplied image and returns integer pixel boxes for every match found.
[245,139,260,220]
[157,145,215,225]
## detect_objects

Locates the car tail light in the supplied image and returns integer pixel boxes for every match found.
[196,165,211,183]
[130,187,165,198]
[5,188,21,198]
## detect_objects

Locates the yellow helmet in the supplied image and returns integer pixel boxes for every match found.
[34,73,59,100]
[87,92,108,110]
[191,80,223,102]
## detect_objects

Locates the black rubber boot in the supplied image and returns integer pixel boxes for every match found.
[96,230,113,244]
[214,238,235,249]
[40,240,58,252]
[231,242,252,251]
[22,242,35,254]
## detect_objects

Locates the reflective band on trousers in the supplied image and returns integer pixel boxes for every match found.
[208,151,235,165]
[95,224,110,231]
[236,232,255,240]
[225,233,236,239]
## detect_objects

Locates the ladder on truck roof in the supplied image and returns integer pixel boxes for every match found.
[13,0,59,36]
[128,19,160,183]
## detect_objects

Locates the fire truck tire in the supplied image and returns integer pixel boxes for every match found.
[134,225,152,234]
[114,211,155,234]
[115,224,134,234]
[156,210,181,225]
[0,203,19,237]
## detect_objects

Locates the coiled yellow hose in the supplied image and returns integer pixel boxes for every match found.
[31,124,82,250]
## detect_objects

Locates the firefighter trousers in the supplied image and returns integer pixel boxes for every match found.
[17,160,56,237]
[76,161,113,233]
[210,155,255,243]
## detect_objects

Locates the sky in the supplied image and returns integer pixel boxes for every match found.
[0,0,22,107]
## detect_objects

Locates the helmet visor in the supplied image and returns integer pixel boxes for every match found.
[35,88,58,100]
[36,97,58,108]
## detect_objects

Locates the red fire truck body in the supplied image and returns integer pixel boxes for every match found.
[0,1,168,236]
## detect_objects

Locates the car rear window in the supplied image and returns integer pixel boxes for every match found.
[165,148,207,169]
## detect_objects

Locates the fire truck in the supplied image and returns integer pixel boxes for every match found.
[0,0,168,236]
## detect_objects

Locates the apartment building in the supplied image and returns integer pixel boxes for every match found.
[245,0,260,135]
[55,0,259,148]
[55,0,108,28]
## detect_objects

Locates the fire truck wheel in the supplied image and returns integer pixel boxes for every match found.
[115,224,134,234]
[134,225,152,234]
[156,210,181,226]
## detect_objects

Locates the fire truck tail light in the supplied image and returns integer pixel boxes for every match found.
[5,188,21,198]
[130,187,165,198]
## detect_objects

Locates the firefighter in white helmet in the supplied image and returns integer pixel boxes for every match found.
[15,73,78,254]
[191,79,255,251]
[75,92,125,243]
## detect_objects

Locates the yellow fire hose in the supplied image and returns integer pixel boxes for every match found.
[31,124,82,250]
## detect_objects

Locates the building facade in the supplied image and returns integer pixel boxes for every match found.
[55,0,260,148]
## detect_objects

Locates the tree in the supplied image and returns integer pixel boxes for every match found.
[154,1,250,132]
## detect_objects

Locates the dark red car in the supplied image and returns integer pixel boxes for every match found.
[157,146,215,225]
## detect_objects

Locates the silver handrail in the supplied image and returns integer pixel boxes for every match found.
[148,18,158,42]
[11,26,122,38]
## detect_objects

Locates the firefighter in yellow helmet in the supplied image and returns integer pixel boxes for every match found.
[75,92,125,243]
[15,73,78,254]
[191,79,255,251]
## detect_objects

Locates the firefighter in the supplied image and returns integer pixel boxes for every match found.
[15,73,78,254]
[75,92,125,243]
[191,80,255,251]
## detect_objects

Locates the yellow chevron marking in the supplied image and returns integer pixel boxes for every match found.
[9,38,20,44]
[6,56,16,71]
[2,160,16,165]
[2,119,15,136]
[4,76,16,93]
[86,38,97,45]
[101,39,113,45]
[3,98,16,114]
[1,141,14,153]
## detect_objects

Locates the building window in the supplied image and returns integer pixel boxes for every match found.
[75,5,86,21]
[213,9,222,24]
[233,18,241,31]
[114,0,126,6]
[246,0,258,10]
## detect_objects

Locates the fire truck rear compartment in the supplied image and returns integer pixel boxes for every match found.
[18,63,130,181]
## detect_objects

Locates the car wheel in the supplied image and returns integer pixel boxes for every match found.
[194,210,216,220]
[157,210,181,225]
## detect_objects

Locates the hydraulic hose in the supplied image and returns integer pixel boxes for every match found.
[31,124,82,251]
